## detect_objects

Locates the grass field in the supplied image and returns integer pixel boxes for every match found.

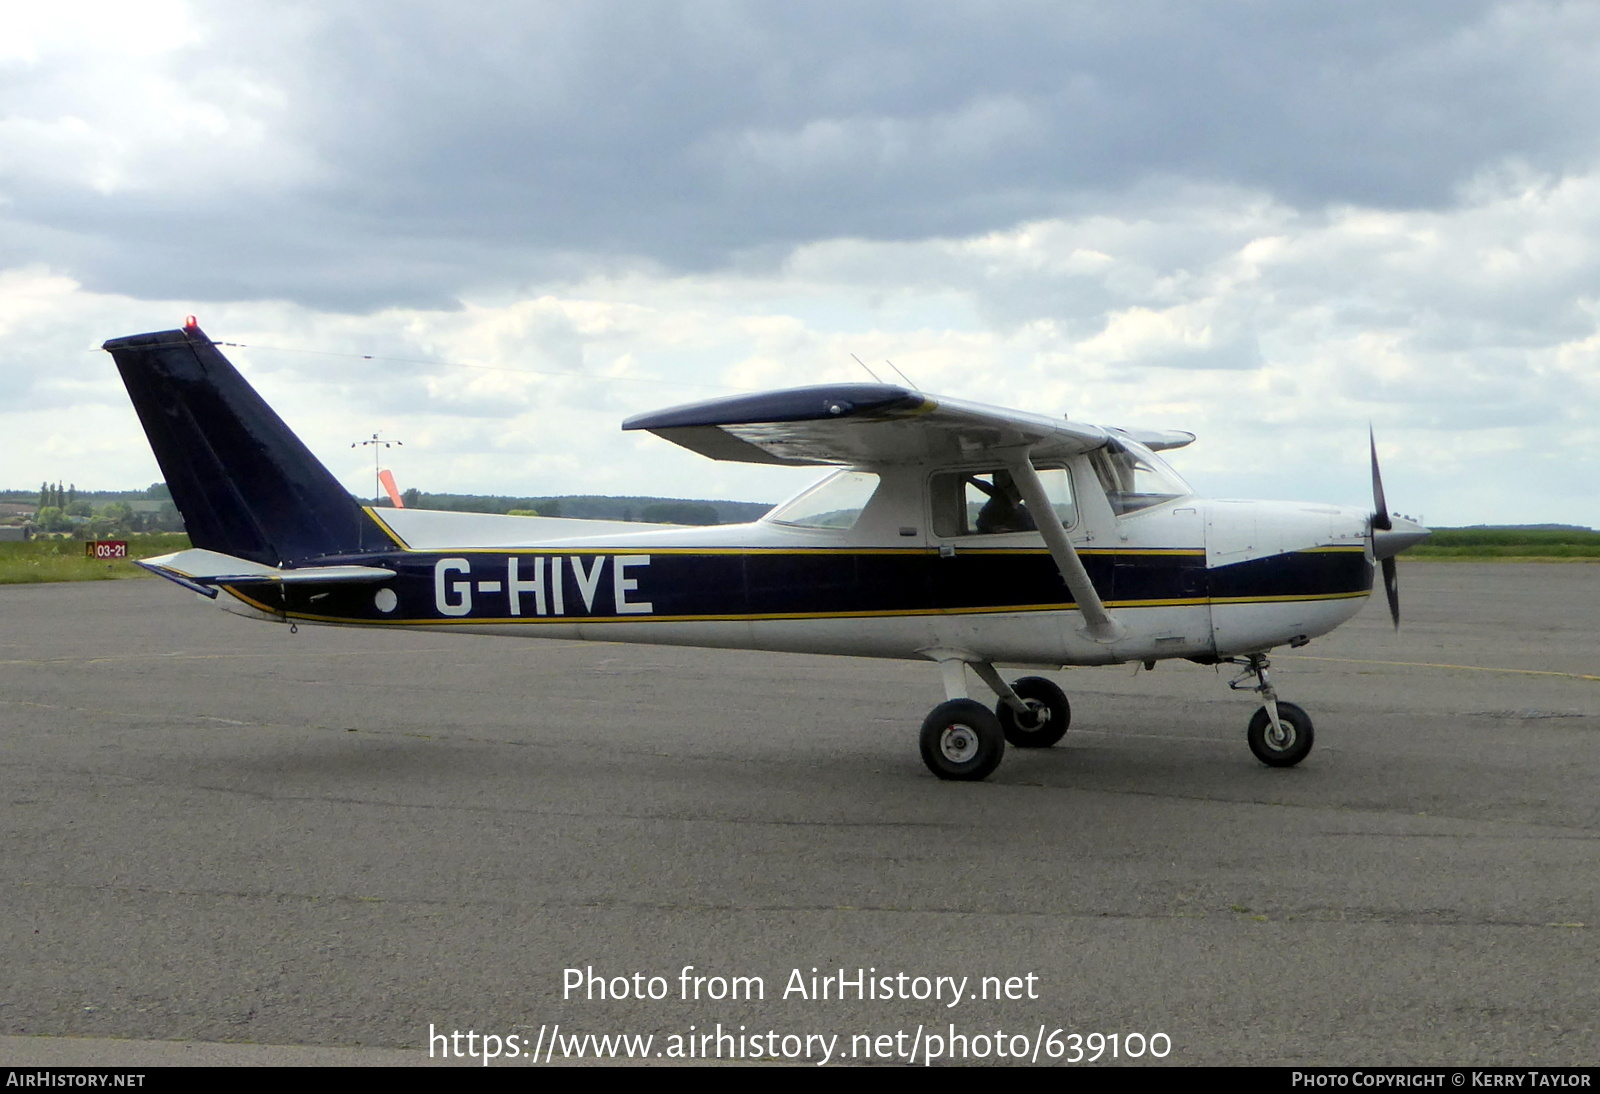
[0,534,191,584]
[1407,527,1600,560]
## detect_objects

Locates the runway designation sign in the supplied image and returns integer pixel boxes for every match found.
[86,540,128,559]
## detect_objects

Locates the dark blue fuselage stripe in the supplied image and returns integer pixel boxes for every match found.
[227,549,1372,624]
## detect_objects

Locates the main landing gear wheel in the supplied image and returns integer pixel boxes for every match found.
[1247,701,1314,767]
[995,676,1071,748]
[920,699,1006,781]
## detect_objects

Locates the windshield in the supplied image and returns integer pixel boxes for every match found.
[1088,439,1192,516]
[766,470,881,529]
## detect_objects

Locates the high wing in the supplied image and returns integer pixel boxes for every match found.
[1108,426,1198,453]
[625,383,1202,644]
[622,384,1124,466]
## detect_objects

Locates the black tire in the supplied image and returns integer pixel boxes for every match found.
[1247,701,1314,767]
[996,676,1071,748]
[919,699,1006,781]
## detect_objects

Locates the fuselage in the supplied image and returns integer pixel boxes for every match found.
[203,448,1376,669]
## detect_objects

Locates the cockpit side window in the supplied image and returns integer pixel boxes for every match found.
[930,467,1076,537]
[1088,439,1191,516]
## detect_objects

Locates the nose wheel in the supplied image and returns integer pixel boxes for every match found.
[1247,701,1314,767]
[1229,654,1315,768]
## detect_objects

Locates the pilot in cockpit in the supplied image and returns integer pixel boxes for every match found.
[968,471,1036,534]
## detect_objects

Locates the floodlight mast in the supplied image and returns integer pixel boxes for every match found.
[352,432,402,502]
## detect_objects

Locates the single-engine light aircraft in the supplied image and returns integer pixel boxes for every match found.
[105,321,1429,781]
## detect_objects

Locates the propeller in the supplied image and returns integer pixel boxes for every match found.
[1368,428,1430,628]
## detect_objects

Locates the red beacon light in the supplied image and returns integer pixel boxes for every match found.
[183,315,199,330]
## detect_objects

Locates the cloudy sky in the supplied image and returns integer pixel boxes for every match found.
[3,0,1597,526]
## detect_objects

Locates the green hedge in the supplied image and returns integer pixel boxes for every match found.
[1409,527,1600,558]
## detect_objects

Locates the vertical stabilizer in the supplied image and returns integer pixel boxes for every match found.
[104,325,386,566]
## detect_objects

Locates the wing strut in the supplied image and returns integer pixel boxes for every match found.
[1005,454,1125,643]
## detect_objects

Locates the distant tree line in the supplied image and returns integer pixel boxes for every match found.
[30,500,184,537]
[10,480,775,534]
[1,483,171,507]
[382,492,773,524]
[38,482,76,510]
[21,482,184,537]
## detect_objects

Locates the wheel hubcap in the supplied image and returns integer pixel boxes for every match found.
[1017,700,1048,731]
[940,725,979,763]
[1267,721,1294,749]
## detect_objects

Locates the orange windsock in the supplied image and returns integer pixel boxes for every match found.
[378,468,404,508]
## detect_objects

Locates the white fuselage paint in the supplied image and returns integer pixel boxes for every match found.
[211,456,1377,671]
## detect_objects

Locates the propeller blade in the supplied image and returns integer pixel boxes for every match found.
[1369,426,1392,532]
[1368,428,1423,628]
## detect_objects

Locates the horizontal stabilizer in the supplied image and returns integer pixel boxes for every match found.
[137,548,393,598]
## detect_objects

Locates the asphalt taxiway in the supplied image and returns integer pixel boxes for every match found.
[1,564,1596,1065]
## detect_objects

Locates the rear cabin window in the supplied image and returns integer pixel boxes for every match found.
[930,467,1076,537]
[766,470,881,530]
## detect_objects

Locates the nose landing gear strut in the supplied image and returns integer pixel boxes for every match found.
[1228,653,1314,767]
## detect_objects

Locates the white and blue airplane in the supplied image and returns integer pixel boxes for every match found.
[105,320,1428,781]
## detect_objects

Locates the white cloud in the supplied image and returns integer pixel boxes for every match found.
[2,4,1598,529]
[0,1,314,200]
